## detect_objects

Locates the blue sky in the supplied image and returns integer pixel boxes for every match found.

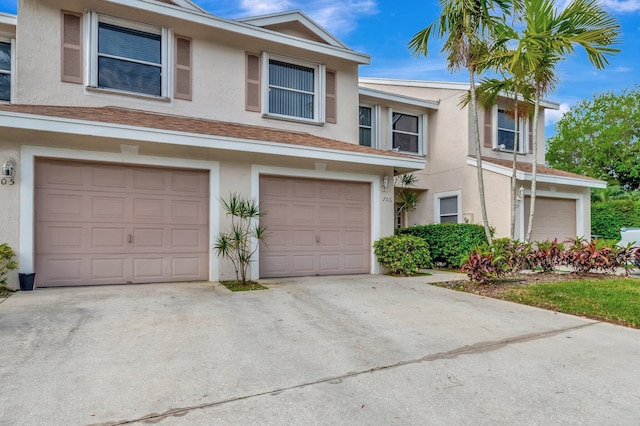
[1,0,638,135]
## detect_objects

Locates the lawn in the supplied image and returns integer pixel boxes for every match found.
[499,278,640,328]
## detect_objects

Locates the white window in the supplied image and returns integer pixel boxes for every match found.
[359,105,378,147]
[0,40,11,102]
[496,107,528,153]
[263,53,325,122]
[88,13,169,98]
[391,111,424,154]
[435,191,461,223]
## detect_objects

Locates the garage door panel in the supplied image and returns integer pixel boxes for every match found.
[36,160,209,286]
[292,180,315,198]
[92,165,128,188]
[292,255,315,274]
[344,254,366,270]
[92,227,127,249]
[260,176,370,278]
[292,204,315,222]
[171,199,207,223]
[132,169,166,191]
[92,196,127,219]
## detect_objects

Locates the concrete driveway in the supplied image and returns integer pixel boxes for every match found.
[1,272,639,425]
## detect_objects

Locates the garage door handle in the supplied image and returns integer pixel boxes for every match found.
[128,234,133,243]
[316,235,320,243]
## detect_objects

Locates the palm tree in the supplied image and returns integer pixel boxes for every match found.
[504,0,621,242]
[409,0,511,244]
[469,76,534,239]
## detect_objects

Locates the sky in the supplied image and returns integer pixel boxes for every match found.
[0,0,638,136]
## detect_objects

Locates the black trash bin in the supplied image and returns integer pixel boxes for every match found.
[18,273,36,291]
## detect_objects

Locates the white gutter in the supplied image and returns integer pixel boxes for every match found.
[359,87,440,110]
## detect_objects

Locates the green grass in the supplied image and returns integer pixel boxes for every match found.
[500,278,640,328]
[221,281,267,292]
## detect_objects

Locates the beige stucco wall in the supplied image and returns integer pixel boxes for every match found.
[0,140,20,288]
[16,0,360,144]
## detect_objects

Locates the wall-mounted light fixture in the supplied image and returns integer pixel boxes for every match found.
[517,186,525,201]
[382,176,390,192]
[2,158,15,178]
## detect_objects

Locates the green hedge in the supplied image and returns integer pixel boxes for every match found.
[397,223,488,267]
[591,200,640,240]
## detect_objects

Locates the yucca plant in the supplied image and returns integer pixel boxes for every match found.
[214,194,266,285]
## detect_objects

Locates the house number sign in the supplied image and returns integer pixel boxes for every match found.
[1,178,15,185]
[382,196,393,203]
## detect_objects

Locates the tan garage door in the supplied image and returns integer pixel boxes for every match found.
[524,196,576,242]
[35,159,209,286]
[259,176,371,278]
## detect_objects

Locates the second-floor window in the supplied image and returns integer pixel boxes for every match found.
[496,107,528,153]
[359,106,373,147]
[0,41,11,102]
[89,14,168,98]
[392,112,423,154]
[264,54,324,122]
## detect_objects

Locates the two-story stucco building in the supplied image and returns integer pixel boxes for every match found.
[0,0,603,289]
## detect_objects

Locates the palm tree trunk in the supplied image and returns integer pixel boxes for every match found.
[510,96,519,240]
[525,86,541,243]
[469,69,492,244]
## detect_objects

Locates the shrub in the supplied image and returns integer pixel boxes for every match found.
[563,237,638,274]
[373,235,433,276]
[460,244,507,284]
[591,200,640,240]
[397,223,488,267]
[0,243,18,287]
[492,238,533,273]
[528,239,564,272]
[213,194,266,285]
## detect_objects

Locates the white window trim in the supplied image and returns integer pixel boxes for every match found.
[434,190,462,224]
[359,103,379,148]
[86,11,172,100]
[388,109,427,155]
[0,37,14,103]
[493,105,528,154]
[261,52,325,124]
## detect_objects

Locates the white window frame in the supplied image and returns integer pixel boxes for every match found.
[359,104,379,148]
[434,190,462,224]
[388,109,426,155]
[87,12,171,99]
[261,52,325,124]
[0,37,14,103]
[494,105,528,154]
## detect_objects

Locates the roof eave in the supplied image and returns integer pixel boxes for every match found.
[0,111,423,171]
[103,0,370,64]
[466,157,606,189]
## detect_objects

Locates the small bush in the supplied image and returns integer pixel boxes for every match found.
[563,237,638,274]
[460,244,507,284]
[0,243,18,287]
[528,239,564,272]
[373,235,433,276]
[492,238,533,273]
[397,223,488,267]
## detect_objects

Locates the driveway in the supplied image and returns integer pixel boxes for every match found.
[1,272,639,425]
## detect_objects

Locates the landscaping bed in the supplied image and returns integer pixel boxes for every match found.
[433,271,640,328]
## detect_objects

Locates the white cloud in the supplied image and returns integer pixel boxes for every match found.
[545,102,571,126]
[307,0,377,35]
[600,0,640,12]
[239,0,293,15]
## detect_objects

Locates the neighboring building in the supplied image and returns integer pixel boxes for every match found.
[358,78,604,242]
[0,1,602,289]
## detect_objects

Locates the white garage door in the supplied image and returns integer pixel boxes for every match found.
[259,176,371,278]
[35,159,209,286]
[524,196,577,242]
